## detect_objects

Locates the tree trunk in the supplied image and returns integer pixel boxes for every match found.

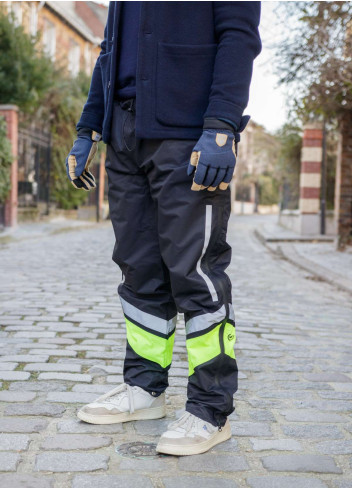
[335,110,352,248]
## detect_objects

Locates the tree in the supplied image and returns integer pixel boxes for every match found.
[275,2,352,120]
[275,124,302,210]
[0,116,13,204]
[257,174,280,206]
[0,13,53,113]
[41,73,96,210]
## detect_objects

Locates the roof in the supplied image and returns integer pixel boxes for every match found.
[45,1,108,45]
[74,1,108,39]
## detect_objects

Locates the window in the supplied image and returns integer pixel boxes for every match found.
[43,18,56,61]
[8,1,22,27]
[84,43,91,75]
[30,3,38,37]
[68,40,81,77]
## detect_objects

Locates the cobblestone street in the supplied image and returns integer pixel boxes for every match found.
[0,215,351,488]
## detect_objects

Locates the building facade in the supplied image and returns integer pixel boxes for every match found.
[233,121,280,214]
[5,1,107,76]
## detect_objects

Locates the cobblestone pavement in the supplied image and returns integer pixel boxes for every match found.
[0,215,351,488]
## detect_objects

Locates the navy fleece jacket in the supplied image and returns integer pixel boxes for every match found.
[77,1,261,143]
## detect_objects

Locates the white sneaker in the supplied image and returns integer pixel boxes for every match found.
[156,411,231,456]
[77,383,166,425]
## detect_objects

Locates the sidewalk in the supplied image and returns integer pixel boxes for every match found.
[0,217,103,244]
[255,215,352,295]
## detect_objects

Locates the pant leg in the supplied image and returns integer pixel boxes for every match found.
[142,138,238,426]
[105,102,177,396]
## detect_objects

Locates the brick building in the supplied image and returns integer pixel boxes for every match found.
[5,1,107,76]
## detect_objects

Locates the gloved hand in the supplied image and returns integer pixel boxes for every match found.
[66,128,101,190]
[188,116,250,191]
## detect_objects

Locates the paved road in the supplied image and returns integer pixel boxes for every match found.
[0,215,351,488]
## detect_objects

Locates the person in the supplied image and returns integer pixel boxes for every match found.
[66,1,261,456]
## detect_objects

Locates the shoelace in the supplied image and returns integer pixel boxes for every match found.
[168,412,207,434]
[95,383,135,414]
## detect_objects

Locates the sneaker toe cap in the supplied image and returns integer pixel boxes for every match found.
[159,432,207,445]
[79,403,122,416]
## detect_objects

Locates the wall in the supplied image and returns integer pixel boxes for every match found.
[37,4,99,75]
[279,210,336,236]
[7,1,102,76]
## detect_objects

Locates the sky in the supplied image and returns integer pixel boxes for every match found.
[246,1,288,134]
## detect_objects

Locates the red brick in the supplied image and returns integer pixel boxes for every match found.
[301,161,321,173]
[75,2,106,38]
[300,187,320,199]
[302,138,323,147]
[0,107,18,227]
[304,129,324,140]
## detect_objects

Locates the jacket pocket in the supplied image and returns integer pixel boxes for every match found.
[156,43,217,128]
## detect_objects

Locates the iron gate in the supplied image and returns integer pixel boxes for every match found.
[17,126,51,214]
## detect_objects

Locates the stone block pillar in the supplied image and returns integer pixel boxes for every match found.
[0,105,18,228]
[298,122,323,234]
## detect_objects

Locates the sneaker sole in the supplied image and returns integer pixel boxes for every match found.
[155,421,231,456]
[77,404,166,425]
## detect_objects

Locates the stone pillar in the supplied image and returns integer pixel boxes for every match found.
[0,105,18,228]
[298,122,323,234]
[335,111,352,247]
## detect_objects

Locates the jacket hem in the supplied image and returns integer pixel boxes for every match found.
[135,125,202,141]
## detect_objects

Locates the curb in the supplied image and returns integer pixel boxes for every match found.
[254,229,352,296]
[0,222,108,246]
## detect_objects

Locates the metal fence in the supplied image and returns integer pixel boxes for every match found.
[17,126,51,214]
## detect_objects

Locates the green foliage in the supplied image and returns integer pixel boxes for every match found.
[257,174,279,206]
[276,124,302,182]
[41,73,93,210]
[275,124,302,209]
[0,13,53,113]
[0,116,13,204]
[0,12,100,210]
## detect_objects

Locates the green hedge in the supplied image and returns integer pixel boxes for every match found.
[0,116,13,204]
[0,13,53,113]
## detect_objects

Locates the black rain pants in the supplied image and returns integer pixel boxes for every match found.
[105,99,238,427]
